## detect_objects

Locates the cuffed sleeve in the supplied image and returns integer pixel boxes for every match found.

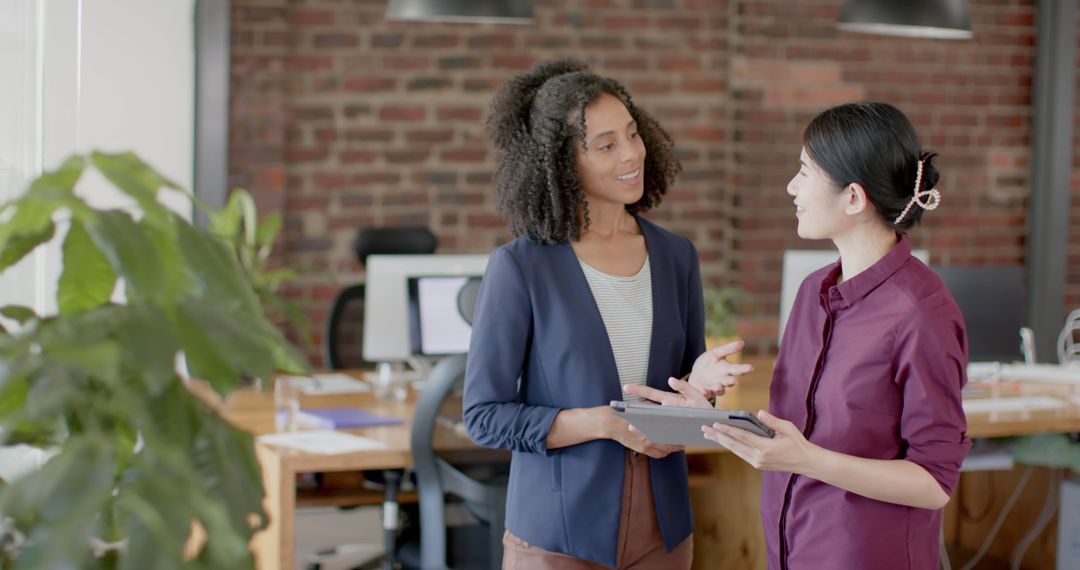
[463,246,561,455]
[895,306,972,496]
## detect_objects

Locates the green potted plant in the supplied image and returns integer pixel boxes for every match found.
[703,285,745,361]
[0,153,306,568]
[208,188,308,341]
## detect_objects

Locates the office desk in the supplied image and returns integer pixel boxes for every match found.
[224,360,1080,570]
[222,381,495,570]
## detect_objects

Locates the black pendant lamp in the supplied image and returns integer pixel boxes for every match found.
[838,0,973,40]
[386,0,533,24]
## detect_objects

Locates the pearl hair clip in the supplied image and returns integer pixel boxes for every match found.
[894,159,941,224]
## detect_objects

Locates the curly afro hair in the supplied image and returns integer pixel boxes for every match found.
[486,59,681,244]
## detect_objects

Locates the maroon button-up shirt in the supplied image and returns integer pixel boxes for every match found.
[763,235,971,570]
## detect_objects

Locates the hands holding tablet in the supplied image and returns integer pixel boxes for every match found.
[604,409,686,459]
[702,411,818,473]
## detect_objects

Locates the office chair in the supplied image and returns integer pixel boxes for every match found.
[409,354,509,570]
[324,227,437,369]
[931,265,1026,363]
[313,227,437,570]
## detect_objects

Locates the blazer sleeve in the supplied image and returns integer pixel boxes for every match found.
[463,246,560,455]
[680,239,707,377]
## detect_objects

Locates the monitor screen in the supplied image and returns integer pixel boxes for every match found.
[407,275,483,356]
[362,254,489,362]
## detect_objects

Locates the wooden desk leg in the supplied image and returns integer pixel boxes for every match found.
[252,445,296,570]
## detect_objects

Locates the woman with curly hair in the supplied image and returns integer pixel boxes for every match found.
[463,59,748,569]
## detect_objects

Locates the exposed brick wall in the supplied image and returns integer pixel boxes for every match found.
[728,0,1035,350]
[231,0,1044,365]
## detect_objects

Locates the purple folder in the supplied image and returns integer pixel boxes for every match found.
[300,407,404,429]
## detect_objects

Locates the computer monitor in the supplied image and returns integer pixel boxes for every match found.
[931,265,1026,363]
[362,254,489,363]
[407,275,483,356]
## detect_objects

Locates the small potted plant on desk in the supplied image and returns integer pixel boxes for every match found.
[703,285,745,363]
[0,153,306,569]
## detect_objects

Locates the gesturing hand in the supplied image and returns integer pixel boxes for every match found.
[689,340,753,399]
[623,377,713,409]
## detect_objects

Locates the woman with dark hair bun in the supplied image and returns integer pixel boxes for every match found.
[632,101,970,569]
[463,59,750,569]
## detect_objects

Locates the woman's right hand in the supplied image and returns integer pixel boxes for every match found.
[688,340,754,398]
[596,407,683,459]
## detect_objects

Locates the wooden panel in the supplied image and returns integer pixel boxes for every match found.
[947,467,1061,569]
[689,452,766,570]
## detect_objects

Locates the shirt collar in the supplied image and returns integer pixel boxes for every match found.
[818,234,912,309]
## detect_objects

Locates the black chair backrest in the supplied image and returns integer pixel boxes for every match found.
[455,277,482,326]
[325,284,368,369]
[355,227,437,267]
[932,265,1027,362]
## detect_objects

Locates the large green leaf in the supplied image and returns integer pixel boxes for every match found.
[143,212,194,303]
[0,220,54,274]
[0,435,116,570]
[174,299,275,391]
[25,155,86,197]
[0,305,37,325]
[115,304,178,397]
[176,220,262,316]
[90,152,180,224]
[85,210,165,300]
[190,407,267,534]
[0,156,85,258]
[57,219,117,315]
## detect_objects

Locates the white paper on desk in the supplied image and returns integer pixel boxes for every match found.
[257,430,386,454]
[280,373,371,395]
[962,395,1070,415]
[998,364,1080,384]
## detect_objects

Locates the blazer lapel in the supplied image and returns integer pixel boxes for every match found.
[638,217,678,391]
[556,241,623,403]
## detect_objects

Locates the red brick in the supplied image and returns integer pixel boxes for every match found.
[288,10,334,25]
[343,77,396,92]
[382,55,432,71]
[379,106,426,121]
[436,106,483,121]
[441,148,487,163]
[313,33,358,48]
[405,129,455,144]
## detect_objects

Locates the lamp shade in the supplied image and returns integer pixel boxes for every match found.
[386,0,533,24]
[838,0,973,40]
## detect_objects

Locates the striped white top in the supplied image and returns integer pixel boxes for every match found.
[579,257,652,403]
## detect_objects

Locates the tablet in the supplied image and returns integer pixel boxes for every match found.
[610,401,775,447]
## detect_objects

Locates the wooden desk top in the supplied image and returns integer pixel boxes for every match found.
[221,383,491,473]
[222,357,1080,473]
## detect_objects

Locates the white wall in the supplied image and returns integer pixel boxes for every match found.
[0,0,195,317]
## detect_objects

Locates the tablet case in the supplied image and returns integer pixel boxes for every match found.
[610,401,775,448]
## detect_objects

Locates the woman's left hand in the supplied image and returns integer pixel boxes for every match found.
[623,377,713,409]
[702,410,820,473]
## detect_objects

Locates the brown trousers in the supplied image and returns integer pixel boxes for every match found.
[502,450,693,570]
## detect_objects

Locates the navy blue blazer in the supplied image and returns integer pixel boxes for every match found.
[463,216,706,567]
